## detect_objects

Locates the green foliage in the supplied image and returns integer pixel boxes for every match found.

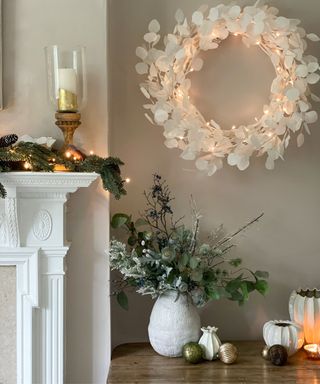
[117,291,129,310]
[109,174,269,309]
[0,142,126,200]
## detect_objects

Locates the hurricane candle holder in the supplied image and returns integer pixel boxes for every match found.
[45,45,87,150]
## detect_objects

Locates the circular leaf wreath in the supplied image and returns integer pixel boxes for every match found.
[136,2,320,174]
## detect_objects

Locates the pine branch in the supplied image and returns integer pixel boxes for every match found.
[0,143,126,200]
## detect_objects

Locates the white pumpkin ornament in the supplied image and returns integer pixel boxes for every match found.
[263,320,304,356]
[289,288,320,344]
[198,326,221,360]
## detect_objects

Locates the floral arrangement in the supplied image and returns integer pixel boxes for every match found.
[136,3,320,174]
[110,174,268,309]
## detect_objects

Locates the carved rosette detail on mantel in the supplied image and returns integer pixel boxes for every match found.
[33,210,53,241]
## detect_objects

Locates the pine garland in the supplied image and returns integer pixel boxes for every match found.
[0,141,126,199]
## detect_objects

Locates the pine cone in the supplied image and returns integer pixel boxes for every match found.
[0,134,18,148]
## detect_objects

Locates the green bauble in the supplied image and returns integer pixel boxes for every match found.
[182,342,203,364]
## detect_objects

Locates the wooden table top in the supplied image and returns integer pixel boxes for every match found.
[108,341,320,384]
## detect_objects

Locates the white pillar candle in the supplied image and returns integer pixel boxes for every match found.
[58,68,77,94]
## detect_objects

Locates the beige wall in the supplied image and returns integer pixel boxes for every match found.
[0,267,16,384]
[1,1,110,383]
[109,0,320,348]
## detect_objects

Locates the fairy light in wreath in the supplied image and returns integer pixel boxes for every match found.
[136,3,320,174]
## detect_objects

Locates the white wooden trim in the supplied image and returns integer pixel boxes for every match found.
[0,172,98,383]
[0,247,39,384]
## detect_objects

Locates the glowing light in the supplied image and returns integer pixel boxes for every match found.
[24,162,31,170]
[276,32,281,37]
[190,68,194,72]
[232,125,236,130]
[65,151,71,158]
[89,150,94,155]
[52,158,56,162]
[73,157,77,161]
[255,117,259,122]
[125,178,131,183]
[206,122,210,126]
[267,132,273,137]
[264,109,269,115]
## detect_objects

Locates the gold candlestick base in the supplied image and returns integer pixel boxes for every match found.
[55,112,81,150]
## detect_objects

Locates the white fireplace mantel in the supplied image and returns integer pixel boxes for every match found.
[0,172,98,384]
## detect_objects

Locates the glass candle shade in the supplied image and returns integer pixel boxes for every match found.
[45,45,87,112]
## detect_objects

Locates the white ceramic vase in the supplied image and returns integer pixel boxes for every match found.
[289,288,320,344]
[198,326,221,360]
[263,320,304,356]
[148,290,201,357]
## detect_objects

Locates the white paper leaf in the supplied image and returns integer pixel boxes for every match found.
[305,110,318,124]
[298,101,309,112]
[229,5,241,19]
[135,62,148,74]
[304,122,311,135]
[207,163,218,176]
[192,58,204,71]
[227,153,240,166]
[307,33,320,42]
[237,157,250,171]
[140,87,150,99]
[155,109,169,123]
[286,87,300,101]
[144,32,158,43]
[148,19,160,33]
[307,73,320,84]
[265,157,275,170]
[181,148,196,160]
[253,21,265,35]
[311,93,320,102]
[195,158,209,171]
[275,16,290,29]
[295,64,308,78]
[164,139,178,149]
[144,113,154,125]
[297,133,305,147]
[284,55,294,70]
[175,9,185,24]
[175,48,186,60]
[308,62,319,73]
[136,47,148,60]
[208,7,219,21]
[192,11,204,26]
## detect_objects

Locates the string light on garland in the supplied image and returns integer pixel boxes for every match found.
[136,2,320,174]
[0,137,127,200]
[125,177,131,183]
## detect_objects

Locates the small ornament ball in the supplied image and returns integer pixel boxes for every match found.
[218,343,238,364]
[261,345,270,360]
[269,344,288,366]
[182,342,203,364]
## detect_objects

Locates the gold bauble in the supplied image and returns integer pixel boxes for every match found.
[182,342,203,364]
[218,343,238,364]
[261,345,270,360]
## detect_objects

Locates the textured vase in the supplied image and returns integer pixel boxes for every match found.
[263,320,304,356]
[148,291,201,357]
[198,326,221,360]
[289,288,320,344]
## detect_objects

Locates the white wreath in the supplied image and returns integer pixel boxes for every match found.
[136,2,320,174]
